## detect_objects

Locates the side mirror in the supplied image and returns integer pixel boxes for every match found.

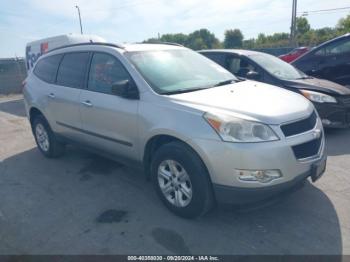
[246,71,261,81]
[111,80,139,100]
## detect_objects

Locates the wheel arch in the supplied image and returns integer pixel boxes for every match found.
[142,133,212,182]
[29,107,45,125]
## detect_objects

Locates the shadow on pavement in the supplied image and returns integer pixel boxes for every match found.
[203,181,343,255]
[0,98,26,117]
[325,128,350,156]
[0,146,343,255]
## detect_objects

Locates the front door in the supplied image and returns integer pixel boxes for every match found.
[79,52,139,160]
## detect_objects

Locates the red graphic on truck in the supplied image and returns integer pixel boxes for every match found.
[26,42,49,70]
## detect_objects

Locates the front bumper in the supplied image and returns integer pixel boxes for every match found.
[314,102,350,128]
[188,114,326,204]
[213,154,326,205]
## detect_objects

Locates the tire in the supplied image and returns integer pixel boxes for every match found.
[151,141,214,218]
[32,115,65,158]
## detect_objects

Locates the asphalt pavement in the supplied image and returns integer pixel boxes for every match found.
[0,95,349,255]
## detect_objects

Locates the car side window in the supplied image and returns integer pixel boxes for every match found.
[315,38,350,56]
[225,56,241,75]
[34,54,62,83]
[202,53,226,67]
[56,52,90,88]
[225,56,257,78]
[88,53,131,94]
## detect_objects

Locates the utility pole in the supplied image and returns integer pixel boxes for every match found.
[75,5,83,34]
[290,0,297,47]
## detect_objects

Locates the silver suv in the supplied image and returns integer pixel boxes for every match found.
[23,42,326,218]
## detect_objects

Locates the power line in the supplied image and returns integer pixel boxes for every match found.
[298,6,350,14]
[301,9,350,17]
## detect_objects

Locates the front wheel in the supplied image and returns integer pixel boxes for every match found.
[151,141,214,218]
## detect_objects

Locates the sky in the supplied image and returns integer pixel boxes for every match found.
[0,0,349,57]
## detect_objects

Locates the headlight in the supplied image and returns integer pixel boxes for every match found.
[204,112,279,143]
[300,90,337,103]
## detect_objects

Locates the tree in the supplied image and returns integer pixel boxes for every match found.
[142,37,159,43]
[296,17,311,36]
[143,13,350,50]
[186,29,221,50]
[243,39,255,49]
[223,29,243,48]
[160,33,188,46]
[337,14,350,34]
[143,29,220,50]
[255,33,267,47]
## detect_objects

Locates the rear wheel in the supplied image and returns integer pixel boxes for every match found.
[151,141,214,218]
[32,115,65,158]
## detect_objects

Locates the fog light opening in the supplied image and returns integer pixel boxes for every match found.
[237,169,282,183]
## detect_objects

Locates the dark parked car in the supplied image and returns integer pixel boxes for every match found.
[292,33,350,87]
[279,47,310,63]
[200,49,350,128]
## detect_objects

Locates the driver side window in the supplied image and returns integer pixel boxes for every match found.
[225,56,257,78]
[88,53,131,94]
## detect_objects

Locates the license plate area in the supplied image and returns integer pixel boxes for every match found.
[311,158,326,182]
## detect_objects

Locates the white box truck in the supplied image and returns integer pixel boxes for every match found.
[25,34,106,71]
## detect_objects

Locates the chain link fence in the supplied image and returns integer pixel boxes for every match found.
[0,58,27,95]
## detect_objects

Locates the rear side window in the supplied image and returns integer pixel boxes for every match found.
[88,53,131,94]
[315,38,350,56]
[34,54,62,83]
[56,52,90,88]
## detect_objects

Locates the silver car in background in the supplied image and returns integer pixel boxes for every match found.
[23,42,326,218]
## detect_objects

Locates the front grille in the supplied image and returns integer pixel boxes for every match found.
[281,111,317,137]
[292,134,322,160]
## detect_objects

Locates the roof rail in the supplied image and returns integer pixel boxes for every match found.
[47,42,125,54]
[138,41,184,47]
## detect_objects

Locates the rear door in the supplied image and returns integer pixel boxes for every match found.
[32,54,63,126]
[79,52,139,160]
[50,52,91,142]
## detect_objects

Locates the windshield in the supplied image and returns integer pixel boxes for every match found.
[126,49,236,94]
[249,53,307,80]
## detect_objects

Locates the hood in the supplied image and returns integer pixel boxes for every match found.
[170,80,314,125]
[283,77,350,95]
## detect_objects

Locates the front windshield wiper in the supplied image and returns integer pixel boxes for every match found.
[296,76,313,80]
[213,79,238,87]
[161,87,211,95]
[161,79,239,95]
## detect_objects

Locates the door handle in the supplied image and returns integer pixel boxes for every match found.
[81,100,93,107]
[47,93,55,99]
